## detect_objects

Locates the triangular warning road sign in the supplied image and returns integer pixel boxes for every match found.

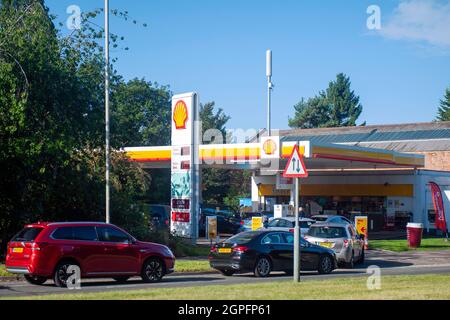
[283,144,308,178]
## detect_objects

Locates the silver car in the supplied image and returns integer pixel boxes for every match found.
[311,215,354,225]
[304,222,364,268]
[263,217,315,236]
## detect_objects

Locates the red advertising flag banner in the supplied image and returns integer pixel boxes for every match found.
[429,182,448,232]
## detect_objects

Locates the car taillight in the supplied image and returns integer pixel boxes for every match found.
[30,242,47,251]
[233,246,249,253]
[240,220,244,225]
[165,219,169,226]
[289,228,294,233]
[210,246,217,253]
[343,239,349,248]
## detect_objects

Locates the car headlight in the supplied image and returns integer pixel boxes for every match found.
[162,245,174,257]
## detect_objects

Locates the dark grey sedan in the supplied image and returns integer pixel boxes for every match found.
[209,230,338,277]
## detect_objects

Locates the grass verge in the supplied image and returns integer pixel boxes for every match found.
[3,274,450,300]
[369,238,450,252]
[175,259,212,273]
[0,265,13,277]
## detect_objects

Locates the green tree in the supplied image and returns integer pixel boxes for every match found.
[111,78,172,147]
[437,88,450,121]
[326,73,363,127]
[200,101,230,143]
[0,1,150,248]
[289,73,364,128]
[199,102,230,204]
[111,78,173,205]
[288,95,331,129]
[199,102,250,207]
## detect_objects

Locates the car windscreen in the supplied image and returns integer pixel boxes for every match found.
[307,226,346,238]
[224,232,258,244]
[12,227,44,242]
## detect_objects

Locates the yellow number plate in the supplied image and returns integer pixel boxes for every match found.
[320,242,334,248]
[218,248,232,254]
[12,248,23,253]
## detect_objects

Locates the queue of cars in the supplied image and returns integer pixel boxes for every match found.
[4,210,364,286]
[209,230,337,276]
[208,214,365,277]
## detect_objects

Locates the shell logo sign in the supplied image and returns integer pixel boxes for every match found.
[263,139,277,155]
[173,100,188,129]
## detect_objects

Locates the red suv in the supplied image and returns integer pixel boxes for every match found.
[5,222,175,287]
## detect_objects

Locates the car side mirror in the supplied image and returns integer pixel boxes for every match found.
[129,237,137,245]
[263,222,268,228]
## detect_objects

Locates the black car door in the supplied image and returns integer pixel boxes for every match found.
[282,233,318,271]
[300,238,319,270]
[260,233,291,270]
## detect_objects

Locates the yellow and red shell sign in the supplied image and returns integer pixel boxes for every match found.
[173,100,188,129]
[262,139,277,155]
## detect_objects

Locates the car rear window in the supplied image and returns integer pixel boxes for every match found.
[225,232,257,244]
[313,217,328,222]
[12,227,44,242]
[308,226,346,238]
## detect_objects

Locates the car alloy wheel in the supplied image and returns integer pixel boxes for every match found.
[142,258,164,283]
[254,256,272,277]
[318,255,333,274]
[53,262,78,288]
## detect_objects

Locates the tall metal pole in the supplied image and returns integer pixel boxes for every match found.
[104,0,110,224]
[266,50,272,136]
[293,177,301,282]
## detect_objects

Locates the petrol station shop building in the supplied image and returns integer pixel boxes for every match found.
[125,118,450,236]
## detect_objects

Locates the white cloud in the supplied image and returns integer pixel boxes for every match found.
[379,0,450,47]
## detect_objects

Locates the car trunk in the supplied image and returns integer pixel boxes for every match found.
[7,227,44,268]
[305,236,345,252]
[211,242,237,261]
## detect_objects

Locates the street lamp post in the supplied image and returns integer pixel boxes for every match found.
[104,0,110,224]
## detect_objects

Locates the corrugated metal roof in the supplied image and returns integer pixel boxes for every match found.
[280,122,450,152]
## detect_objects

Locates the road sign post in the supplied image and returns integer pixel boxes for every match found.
[283,144,308,283]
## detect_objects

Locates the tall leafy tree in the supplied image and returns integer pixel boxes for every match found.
[326,73,363,127]
[200,101,230,143]
[0,1,150,248]
[111,78,173,205]
[436,88,450,121]
[289,73,364,128]
[288,95,331,129]
[199,102,230,204]
[111,79,172,147]
[199,102,251,207]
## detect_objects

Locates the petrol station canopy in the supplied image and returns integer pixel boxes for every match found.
[123,138,425,172]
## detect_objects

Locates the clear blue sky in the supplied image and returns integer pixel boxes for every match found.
[47,0,450,131]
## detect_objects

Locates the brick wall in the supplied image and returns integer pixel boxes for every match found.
[415,151,450,172]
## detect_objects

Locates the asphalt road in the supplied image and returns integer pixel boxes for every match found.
[1,250,450,298]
